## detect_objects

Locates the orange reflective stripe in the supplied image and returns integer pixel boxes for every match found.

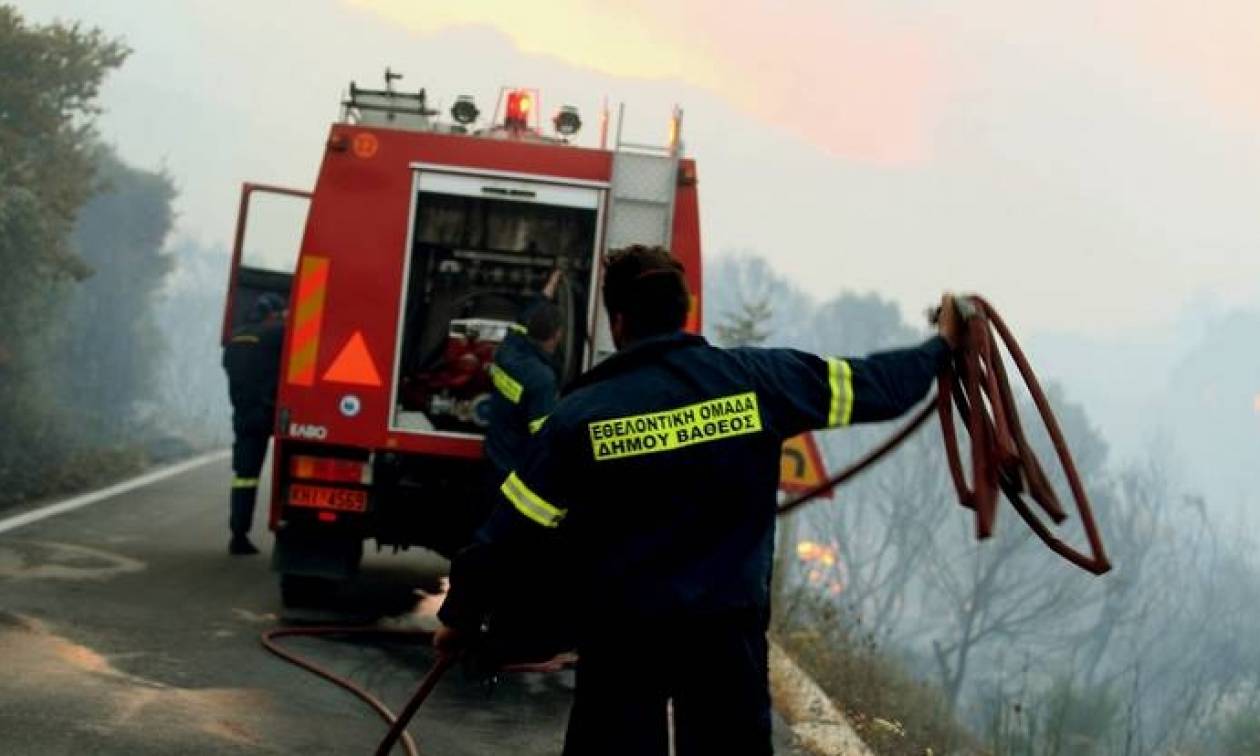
[287,256,330,386]
[294,289,325,327]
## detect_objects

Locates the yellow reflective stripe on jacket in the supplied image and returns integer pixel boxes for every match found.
[489,364,524,404]
[827,358,854,427]
[501,472,566,528]
[588,392,762,461]
[232,477,260,488]
[230,334,260,344]
[508,323,528,335]
[529,415,548,434]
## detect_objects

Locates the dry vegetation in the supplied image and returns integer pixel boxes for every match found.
[775,596,977,756]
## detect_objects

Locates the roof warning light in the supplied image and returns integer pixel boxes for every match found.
[506,90,533,129]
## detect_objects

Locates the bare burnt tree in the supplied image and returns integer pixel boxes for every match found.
[807,425,954,640]
[913,386,1112,713]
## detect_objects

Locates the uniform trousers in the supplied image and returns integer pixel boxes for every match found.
[562,608,773,756]
[230,431,270,537]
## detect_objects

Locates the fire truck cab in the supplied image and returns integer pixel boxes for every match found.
[221,76,702,604]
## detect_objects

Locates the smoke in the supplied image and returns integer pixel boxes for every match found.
[152,236,233,447]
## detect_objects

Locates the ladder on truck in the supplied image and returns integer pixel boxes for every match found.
[605,104,682,251]
[590,105,684,363]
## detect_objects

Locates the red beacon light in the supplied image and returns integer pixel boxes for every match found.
[505,89,534,129]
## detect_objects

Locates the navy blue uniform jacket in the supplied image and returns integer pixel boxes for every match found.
[483,329,560,475]
[440,331,949,635]
[222,319,284,436]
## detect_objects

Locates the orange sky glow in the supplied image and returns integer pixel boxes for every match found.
[346,0,1260,163]
[344,0,947,164]
[1103,1,1260,129]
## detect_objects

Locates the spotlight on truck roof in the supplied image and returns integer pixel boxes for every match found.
[450,95,479,125]
[553,105,582,137]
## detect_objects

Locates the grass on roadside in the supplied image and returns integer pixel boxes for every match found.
[775,594,979,756]
[1,445,150,510]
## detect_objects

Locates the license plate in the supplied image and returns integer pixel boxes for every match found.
[288,484,368,513]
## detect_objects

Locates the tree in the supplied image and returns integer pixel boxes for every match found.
[973,439,1260,754]
[1220,706,1260,756]
[913,387,1111,713]
[1098,494,1260,753]
[0,5,129,280]
[0,5,134,502]
[0,5,128,381]
[702,253,815,348]
[714,296,772,348]
[984,670,1125,756]
[57,146,176,435]
[782,290,949,637]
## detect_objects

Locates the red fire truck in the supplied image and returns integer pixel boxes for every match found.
[221,76,703,603]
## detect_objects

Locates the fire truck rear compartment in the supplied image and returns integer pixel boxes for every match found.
[392,172,601,435]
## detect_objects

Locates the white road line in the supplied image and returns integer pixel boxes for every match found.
[0,450,230,535]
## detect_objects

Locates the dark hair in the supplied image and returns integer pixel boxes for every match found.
[525,300,564,342]
[603,245,690,342]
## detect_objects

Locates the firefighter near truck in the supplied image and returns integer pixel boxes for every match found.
[220,75,702,604]
[228,74,1113,756]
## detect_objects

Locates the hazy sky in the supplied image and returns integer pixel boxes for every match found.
[17,0,1260,334]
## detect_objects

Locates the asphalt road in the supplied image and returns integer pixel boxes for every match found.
[0,455,803,755]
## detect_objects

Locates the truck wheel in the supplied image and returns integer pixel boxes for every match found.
[280,574,336,608]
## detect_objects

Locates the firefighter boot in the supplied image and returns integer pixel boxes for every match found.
[229,487,260,555]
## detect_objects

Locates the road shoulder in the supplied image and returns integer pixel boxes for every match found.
[770,640,874,756]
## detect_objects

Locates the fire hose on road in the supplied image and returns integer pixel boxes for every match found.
[260,624,570,756]
[262,294,1111,754]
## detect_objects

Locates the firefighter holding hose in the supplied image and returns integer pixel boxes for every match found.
[437,246,961,755]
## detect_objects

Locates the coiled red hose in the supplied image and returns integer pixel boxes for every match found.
[779,295,1111,575]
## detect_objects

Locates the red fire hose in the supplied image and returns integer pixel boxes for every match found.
[263,294,1111,754]
[260,625,571,755]
[260,625,439,756]
[780,295,1111,575]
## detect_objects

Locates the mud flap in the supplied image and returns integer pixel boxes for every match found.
[271,528,363,581]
